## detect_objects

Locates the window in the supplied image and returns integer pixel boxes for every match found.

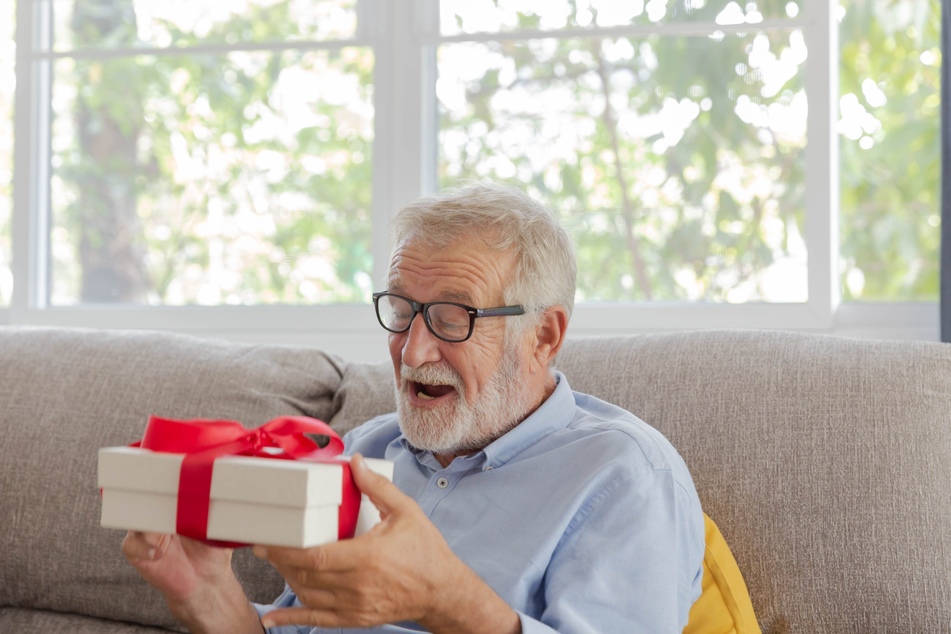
[436,1,809,304]
[6,0,943,353]
[44,0,373,306]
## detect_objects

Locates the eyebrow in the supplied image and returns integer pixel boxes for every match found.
[386,286,474,305]
[441,290,474,304]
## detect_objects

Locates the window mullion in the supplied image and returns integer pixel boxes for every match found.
[370,0,432,287]
[12,0,51,316]
[803,0,840,325]
[417,0,439,195]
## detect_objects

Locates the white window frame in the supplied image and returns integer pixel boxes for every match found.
[5,0,940,362]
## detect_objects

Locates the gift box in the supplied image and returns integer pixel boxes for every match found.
[98,415,394,548]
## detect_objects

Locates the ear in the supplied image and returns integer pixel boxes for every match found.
[530,305,569,369]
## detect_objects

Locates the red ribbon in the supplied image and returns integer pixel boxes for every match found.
[134,415,361,548]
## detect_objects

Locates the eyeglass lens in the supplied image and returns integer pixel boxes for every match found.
[377,295,471,341]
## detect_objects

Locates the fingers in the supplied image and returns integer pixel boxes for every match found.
[261,607,337,630]
[260,594,383,630]
[350,453,408,519]
[254,540,360,575]
[122,531,171,562]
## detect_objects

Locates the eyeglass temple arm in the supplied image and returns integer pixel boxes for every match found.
[474,305,525,318]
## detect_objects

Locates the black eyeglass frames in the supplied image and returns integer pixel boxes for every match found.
[372,291,525,343]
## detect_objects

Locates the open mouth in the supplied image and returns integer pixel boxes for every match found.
[411,381,457,402]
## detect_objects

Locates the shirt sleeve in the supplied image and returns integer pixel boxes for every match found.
[517,611,560,634]
[252,584,316,634]
[532,467,705,633]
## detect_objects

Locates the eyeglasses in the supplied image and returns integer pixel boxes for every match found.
[372,291,525,343]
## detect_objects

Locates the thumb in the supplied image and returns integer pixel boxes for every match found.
[350,453,406,518]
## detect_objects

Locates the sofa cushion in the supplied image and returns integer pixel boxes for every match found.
[684,513,760,634]
[0,608,175,633]
[557,330,951,633]
[0,327,344,630]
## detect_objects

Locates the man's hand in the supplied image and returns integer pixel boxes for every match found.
[122,532,263,633]
[254,454,521,634]
[122,531,232,603]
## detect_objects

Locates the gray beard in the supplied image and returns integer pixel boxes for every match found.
[395,348,531,455]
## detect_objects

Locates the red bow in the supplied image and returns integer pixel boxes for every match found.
[135,415,361,547]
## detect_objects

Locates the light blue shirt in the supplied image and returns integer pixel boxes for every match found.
[255,372,704,633]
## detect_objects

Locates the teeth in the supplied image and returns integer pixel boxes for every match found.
[417,390,435,400]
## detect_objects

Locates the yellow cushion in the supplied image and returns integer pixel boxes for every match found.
[683,513,761,634]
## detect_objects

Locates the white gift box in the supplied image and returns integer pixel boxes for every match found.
[98,446,394,548]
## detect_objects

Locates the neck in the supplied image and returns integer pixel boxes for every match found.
[433,451,466,469]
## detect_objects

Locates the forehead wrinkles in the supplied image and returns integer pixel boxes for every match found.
[389,243,511,300]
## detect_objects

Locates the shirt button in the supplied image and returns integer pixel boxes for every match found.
[436,477,449,489]
[486,465,494,471]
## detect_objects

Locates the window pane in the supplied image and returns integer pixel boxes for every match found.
[0,0,13,305]
[440,0,802,37]
[838,0,940,301]
[50,47,374,305]
[438,31,808,303]
[49,0,357,52]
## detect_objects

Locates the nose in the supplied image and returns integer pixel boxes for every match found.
[399,313,442,368]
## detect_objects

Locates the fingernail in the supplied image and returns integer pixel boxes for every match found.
[261,617,273,628]
[147,547,156,560]
[352,454,365,470]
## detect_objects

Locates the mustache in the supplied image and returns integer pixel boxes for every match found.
[400,363,463,390]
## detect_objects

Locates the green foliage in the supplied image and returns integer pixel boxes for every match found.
[439,27,807,302]
[52,0,373,305]
[839,0,940,301]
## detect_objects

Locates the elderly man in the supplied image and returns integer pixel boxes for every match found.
[123,183,705,633]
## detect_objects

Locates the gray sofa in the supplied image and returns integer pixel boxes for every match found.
[1,326,950,633]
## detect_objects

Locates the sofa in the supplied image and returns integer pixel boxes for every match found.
[1,325,949,633]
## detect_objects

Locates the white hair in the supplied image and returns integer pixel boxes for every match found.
[389,182,577,323]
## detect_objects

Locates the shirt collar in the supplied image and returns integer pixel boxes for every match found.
[399,372,575,472]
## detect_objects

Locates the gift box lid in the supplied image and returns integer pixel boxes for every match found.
[98,446,354,508]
